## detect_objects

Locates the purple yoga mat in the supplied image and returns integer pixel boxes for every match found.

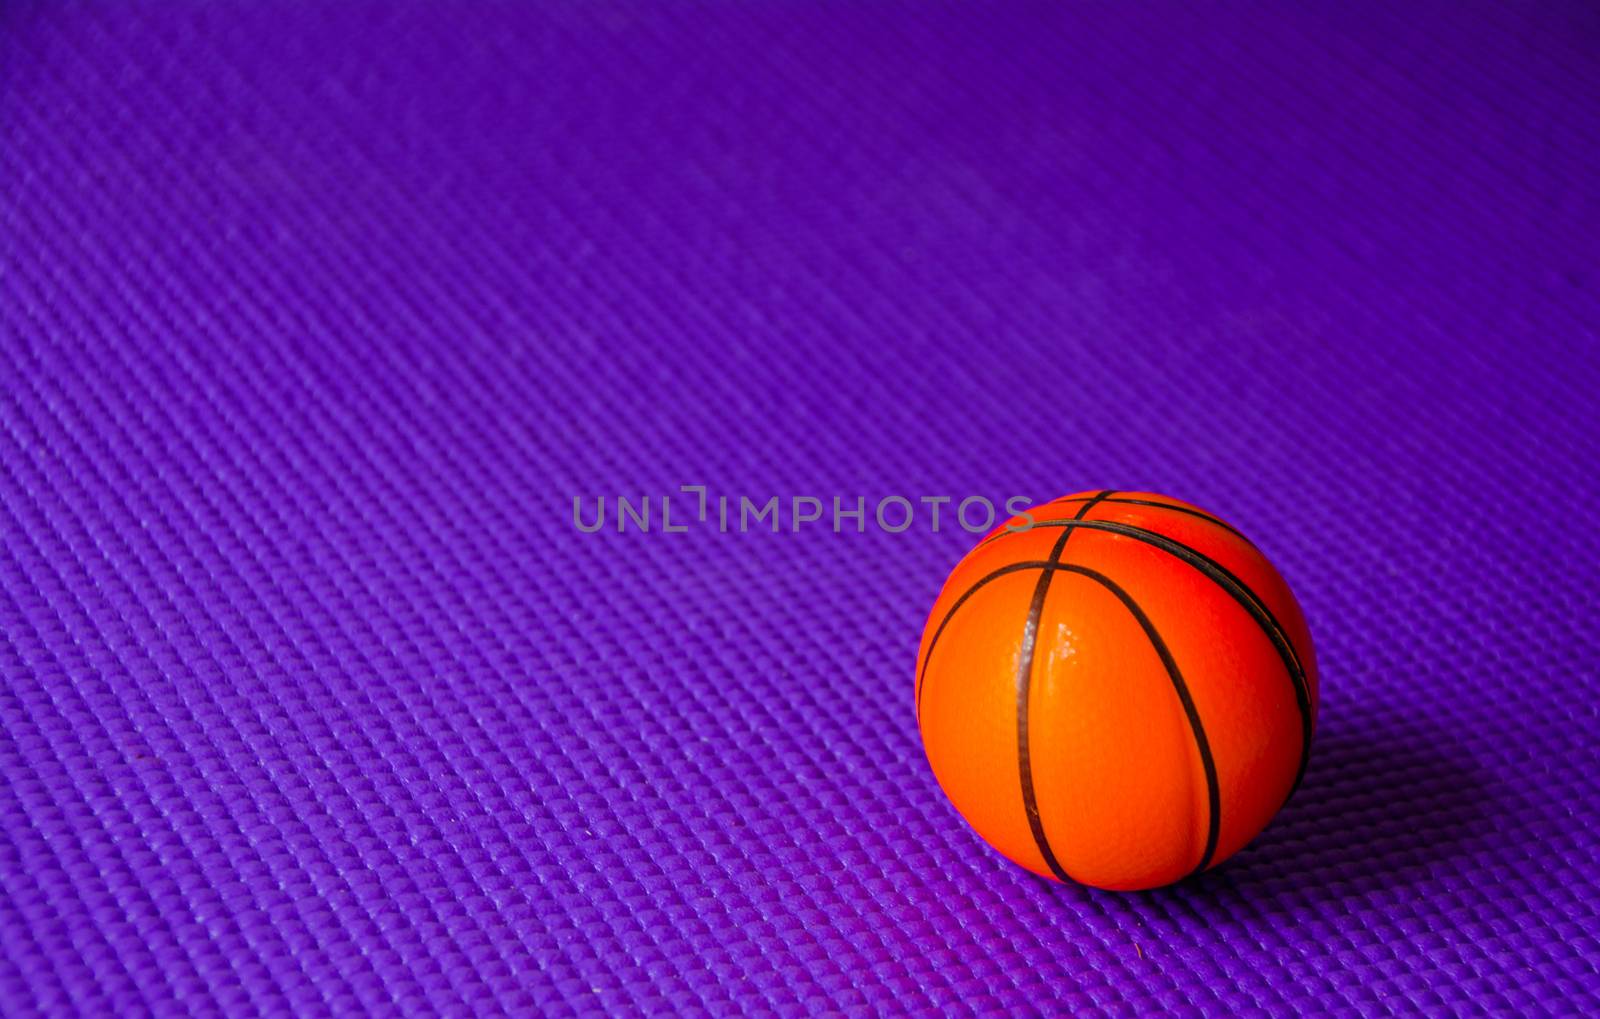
[2,2,1597,1014]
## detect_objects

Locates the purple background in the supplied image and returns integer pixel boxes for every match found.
[3,2,1598,1014]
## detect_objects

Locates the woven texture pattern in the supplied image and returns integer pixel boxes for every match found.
[3,2,1598,1014]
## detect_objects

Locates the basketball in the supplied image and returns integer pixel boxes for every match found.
[916,490,1318,891]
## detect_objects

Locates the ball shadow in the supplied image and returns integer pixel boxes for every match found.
[1140,712,1497,912]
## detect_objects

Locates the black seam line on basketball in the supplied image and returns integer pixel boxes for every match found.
[1013,490,1114,884]
[1018,519,1309,704]
[918,556,1222,880]
[915,490,1116,720]
[1047,563,1222,876]
[914,560,1054,718]
[1001,518,1312,798]
[992,497,1255,548]
[1045,519,1312,763]
[1093,498,1254,545]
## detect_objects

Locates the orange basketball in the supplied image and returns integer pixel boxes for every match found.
[916,490,1318,891]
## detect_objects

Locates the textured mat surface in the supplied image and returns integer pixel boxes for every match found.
[3,2,1598,1014]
